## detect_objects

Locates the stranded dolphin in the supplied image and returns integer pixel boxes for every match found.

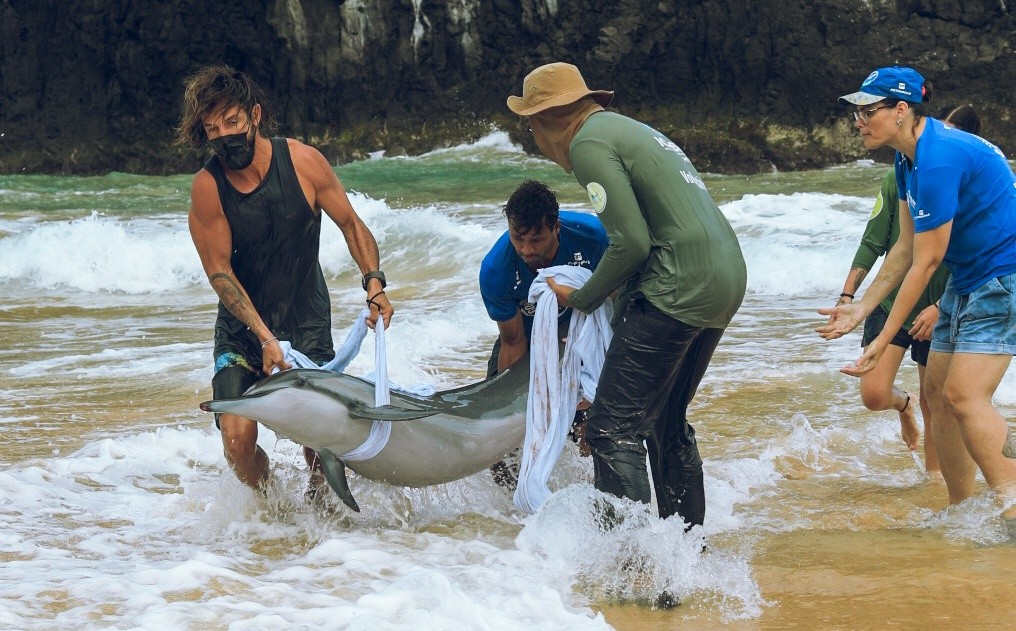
[199,359,528,511]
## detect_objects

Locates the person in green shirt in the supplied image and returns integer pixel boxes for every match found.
[833,104,980,475]
[507,62,746,530]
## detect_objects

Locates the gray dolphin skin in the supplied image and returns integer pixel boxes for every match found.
[199,359,529,511]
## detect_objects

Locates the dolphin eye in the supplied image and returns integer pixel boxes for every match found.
[295,377,307,387]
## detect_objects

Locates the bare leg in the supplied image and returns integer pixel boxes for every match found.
[916,364,941,475]
[219,413,270,489]
[940,353,1016,516]
[858,344,918,450]
[926,351,978,502]
[304,446,323,472]
[898,392,919,452]
[303,447,329,503]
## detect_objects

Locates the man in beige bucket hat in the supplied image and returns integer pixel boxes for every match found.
[508,62,747,540]
[507,62,613,116]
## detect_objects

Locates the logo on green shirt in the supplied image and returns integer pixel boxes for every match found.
[586,182,607,213]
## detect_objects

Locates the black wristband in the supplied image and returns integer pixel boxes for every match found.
[362,270,386,291]
[839,292,855,299]
[366,291,386,310]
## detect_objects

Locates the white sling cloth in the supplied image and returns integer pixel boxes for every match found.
[277,307,396,461]
[513,265,613,514]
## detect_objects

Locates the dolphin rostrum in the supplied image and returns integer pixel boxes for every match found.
[200,359,528,511]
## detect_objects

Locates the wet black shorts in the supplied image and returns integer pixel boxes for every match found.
[210,363,262,429]
[862,304,930,366]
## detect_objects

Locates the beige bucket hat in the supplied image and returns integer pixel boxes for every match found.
[507,62,614,116]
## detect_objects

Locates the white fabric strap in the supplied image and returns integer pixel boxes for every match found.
[339,415,391,462]
[341,312,391,461]
[278,307,393,462]
[513,265,613,514]
[373,311,391,406]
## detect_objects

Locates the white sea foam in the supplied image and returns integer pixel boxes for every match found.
[721,192,874,296]
[0,424,771,627]
[8,342,208,379]
[0,192,504,301]
[0,211,202,294]
[419,130,525,157]
[0,189,881,302]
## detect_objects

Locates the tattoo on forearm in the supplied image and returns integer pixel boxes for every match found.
[209,272,256,329]
[851,269,867,294]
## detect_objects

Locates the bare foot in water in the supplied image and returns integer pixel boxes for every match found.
[899,392,919,451]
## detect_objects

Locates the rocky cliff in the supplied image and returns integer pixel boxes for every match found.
[1,0,1013,175]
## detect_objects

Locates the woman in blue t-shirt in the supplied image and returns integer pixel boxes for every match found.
[819,66,1016,531]
[832,105,981,476]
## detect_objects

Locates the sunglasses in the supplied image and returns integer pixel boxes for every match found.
[851,103,894,123]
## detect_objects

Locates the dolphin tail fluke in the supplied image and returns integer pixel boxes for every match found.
[316,449,361,512]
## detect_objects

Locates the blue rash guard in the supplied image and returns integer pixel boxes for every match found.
[479,210,608,340]
[896,117,1016,295]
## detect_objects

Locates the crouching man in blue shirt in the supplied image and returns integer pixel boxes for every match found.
[479,179,609,486]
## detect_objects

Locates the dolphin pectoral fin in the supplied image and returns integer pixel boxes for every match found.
[348,403,439,422]
[316,449,360,513]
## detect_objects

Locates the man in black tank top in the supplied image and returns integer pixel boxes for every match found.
[177,65,394,495]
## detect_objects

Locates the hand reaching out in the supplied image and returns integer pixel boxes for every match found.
[816,302,866,340]
[841,338,887,378]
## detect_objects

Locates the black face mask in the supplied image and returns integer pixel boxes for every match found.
[208,128,255,171]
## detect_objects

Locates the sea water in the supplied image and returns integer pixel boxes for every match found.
[1,131,1015,630]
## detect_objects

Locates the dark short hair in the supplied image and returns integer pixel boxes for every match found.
[939,104,981,135]
[175,65,276,149]
[503,180,559,234]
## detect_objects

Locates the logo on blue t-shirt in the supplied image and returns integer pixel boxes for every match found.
[907,191,931,219]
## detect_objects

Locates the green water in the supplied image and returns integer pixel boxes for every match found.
[335,152,892,207]
[0,146,896,222]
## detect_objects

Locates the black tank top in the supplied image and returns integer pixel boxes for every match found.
[205,137,333,367]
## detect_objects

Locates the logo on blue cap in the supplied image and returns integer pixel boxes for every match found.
[862,67,923,101]
[841,66,925,105]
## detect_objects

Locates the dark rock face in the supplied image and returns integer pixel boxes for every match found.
[0,0,1013,175]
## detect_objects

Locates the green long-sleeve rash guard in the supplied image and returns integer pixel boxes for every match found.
[565,112,746,330]
[852,169,949,330]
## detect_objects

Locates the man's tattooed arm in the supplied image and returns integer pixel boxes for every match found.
[209,272,264,336]
[848,268,867,295]
[838,267,868,304]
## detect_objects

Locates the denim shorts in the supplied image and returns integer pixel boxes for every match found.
[931,272,1016,355]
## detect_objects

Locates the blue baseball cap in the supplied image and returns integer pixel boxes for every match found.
[839,66,926,105]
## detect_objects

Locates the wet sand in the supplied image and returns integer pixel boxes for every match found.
[604,526,1016,629]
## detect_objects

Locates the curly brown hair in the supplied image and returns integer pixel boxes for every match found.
[175,65,276,149]
[503,180,559,234]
